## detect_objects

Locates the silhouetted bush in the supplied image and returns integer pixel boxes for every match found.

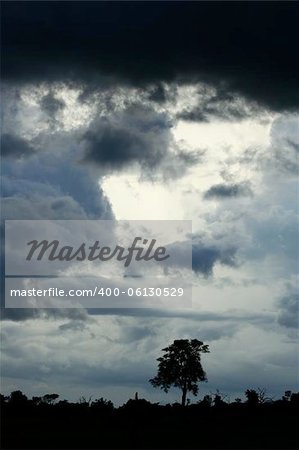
[1,388,298,448]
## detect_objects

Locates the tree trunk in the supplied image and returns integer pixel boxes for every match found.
[181,385,187,406]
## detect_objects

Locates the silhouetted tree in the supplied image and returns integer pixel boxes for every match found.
[245,388,272,405]
[245,389,259,406]
[9,390,28,406]
[290,392,299,405]
[149,339,209,406]
[256,388,272,404]
[0,394,8,406]
[91,397,114,413]
[42,394,59,405]
[78,396,92,407]
[199,394,212,407]
[282,390,292,402]
[212,390,227,407]
[32,396,42,406]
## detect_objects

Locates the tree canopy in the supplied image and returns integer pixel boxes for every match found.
[149,339,209,406]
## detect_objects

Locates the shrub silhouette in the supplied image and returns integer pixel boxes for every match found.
[1,388,298,449]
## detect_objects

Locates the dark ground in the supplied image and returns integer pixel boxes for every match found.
[1,393,298,449]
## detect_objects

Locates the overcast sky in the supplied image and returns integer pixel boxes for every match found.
[1,1,298,405]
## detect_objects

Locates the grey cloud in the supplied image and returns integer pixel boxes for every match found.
[178,90,262,123]
[1,307,91,323]
[42,308,91,321]
[204,183,253,200]
[177,322,240,342]
[1,99,113,324]
[192,242,237,277]
[0,309,41,322]
[40,92,65,119]
[287,139,299,153]
[2,195,88,220]
[81,106,170,171]
[147,83,177,105]
[83,125,157,169]
[78,309,276,326]
[273,151,299,176]
[270,115,299,175]
[1,133,36,158]
[59,321,87,332]
[1,302,275,325]
[2,357,151,390]
[2,138,113,219]
[277,291,299,329]
[147,84,168,104]
[117,325,156,343]
[81,105,200,178]
[198,325,238,341]
[241,202,298,276]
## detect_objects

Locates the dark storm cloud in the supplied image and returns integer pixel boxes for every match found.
[82,124,160,170]
[2,2,298,112]
[204,183,253,200]
[81,105,201,176]
[192,243,237,277]
[1,133,36,158]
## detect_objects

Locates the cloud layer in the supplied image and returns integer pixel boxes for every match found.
[1,2,298,404]
[2,2,299,112]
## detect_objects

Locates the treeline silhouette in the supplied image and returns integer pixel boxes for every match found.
[1,389,298,449]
